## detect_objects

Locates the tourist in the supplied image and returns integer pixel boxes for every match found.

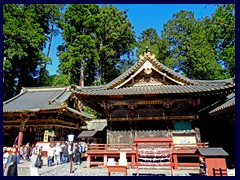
[60,142,65,164]
[3,147,9,175]
[47,144,55,166]
[30,148,40,176]
[199,157,207,176]
[54,142,62,165]
[30,144,35,157]
[62,142,69,163]
[19,145,24,160]
[24,143,31,161]
[5,147,20,176]
[73,144,81,165]
[68,142,72,162]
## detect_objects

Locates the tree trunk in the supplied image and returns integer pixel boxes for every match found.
[39,21,54,84]
[79,59,84,87]
[46,22,54,58]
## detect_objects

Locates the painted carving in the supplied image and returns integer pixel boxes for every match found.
[99,101,114,110]
[163,100,173,108]
[188,98,200,106]
[128,100,137,109]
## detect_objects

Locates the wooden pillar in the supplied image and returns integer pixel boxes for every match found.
[87,155,91,168]
[17,121,25,151]
[104,154,108,167]
[131,154,135,169]
[173,154,178,169]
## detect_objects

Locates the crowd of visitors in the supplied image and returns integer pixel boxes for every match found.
[47,141,87,166]
[3,141,87,176]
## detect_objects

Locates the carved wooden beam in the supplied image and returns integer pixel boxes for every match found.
[3,119,79,127]
[106,115,198,121]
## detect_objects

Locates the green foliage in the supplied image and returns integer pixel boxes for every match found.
[207,4,235,77]
[4,4,235,101]
[160,6,235,80]
[136,28,160,58]
[57,4,136,86]
[51,74,71,86]
[3,4,63,100]
[82,106,101,119]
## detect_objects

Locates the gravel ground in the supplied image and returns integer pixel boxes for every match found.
[40,162,198,176]
[17,158,199,176]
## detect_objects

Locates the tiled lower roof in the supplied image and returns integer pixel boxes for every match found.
[3,87,68,112]
[3,86,93,120]
[196,148,229,156]
[209,93,235,114]
[79,84,234,96]
[77,130,97,138]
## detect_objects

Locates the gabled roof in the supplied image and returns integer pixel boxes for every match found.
[104,50,194,89]
[77,49,235,96]
[3,86,93,119]
[209,92,235,115]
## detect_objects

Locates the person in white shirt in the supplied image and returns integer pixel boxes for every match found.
[54,142,62,165]
[3,147,9,176]
[47,144,55,166]
[30,148,40,176]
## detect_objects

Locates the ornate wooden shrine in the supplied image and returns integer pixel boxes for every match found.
[3,86,93,147]
[75,49,235,146]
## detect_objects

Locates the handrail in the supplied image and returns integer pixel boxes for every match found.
[87,142,209,151]
[172,142,209,150]
[87,143,136,151]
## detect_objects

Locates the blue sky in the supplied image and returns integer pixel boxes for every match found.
[46,4,218,75]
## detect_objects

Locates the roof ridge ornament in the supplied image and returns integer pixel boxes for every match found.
[144,46,151,54]
[139,46,155,60]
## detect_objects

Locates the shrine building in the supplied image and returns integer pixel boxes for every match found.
[3,49,235,166]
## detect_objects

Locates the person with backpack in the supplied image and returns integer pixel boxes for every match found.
[73,144,81,165]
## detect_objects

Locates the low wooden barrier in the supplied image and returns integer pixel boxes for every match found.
[107,164,127,176]
[86,142,209,170]
[213,168,228,176]
[171,143,208,169]
[87,144,136,168]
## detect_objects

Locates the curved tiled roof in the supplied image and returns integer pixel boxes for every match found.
[209,92,235,114]
[3,86,93,119]
[3,86,68,112]
[79,83,234,96]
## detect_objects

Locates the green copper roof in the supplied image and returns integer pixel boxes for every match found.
[79,83,234,96]
[3,86,93,119]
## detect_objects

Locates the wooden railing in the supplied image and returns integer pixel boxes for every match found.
[87,143,136,151]
[172,142,208,151]
[86,141,209,169]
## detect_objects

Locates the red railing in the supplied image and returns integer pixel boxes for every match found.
[87,143,136,152]
[85,141,209,170]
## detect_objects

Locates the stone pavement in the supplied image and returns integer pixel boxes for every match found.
[17,157,200,176]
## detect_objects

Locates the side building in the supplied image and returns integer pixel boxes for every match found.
[3,86,93,147]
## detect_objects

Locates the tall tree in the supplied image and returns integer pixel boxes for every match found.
[95,5,136,84]
[57,4,136,86]
[161,10,226,79]
[136,28,171,68]
[203,4,235,78]
[37,4,65,86]
[136,28,160,57]
[3,4,64,100]
[58,4,99,86]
